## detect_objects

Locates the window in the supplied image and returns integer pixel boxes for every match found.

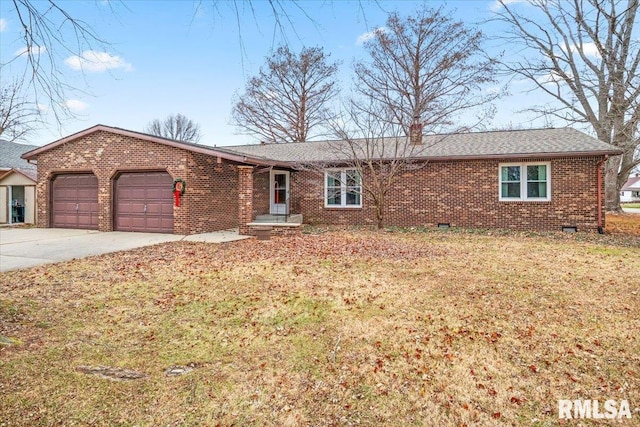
[325,169,362,208]
[499,162,550,201]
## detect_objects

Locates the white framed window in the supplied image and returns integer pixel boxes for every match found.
[499,162,551,201]
[325,169,362,208]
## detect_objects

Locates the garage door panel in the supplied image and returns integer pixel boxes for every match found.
[51,174,99,230]
[77,188,96,199]
[115,172,173,233]
[130,188,146,199]
[146,188,166,198]
[76,175,95,186]
[52,213,72,227]
[145,218,163,229]
[130,202,146,213]
[115,202,131,213]
[116,216,145,230]
[77,215,95,227]
[145,202,171,214]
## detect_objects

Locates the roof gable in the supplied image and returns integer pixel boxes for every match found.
[20,125,283,167]
[0,168,37,183]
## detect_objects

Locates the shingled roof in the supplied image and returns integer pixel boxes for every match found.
[20,126,622,168]
[219,127,621,164]
[622,175,640,191]
[0,139,39,170]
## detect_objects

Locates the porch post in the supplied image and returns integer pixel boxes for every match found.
[238,166,254,235]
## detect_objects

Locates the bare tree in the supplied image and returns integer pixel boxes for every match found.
[0,79,40,142]
[296,100,442,230]
[492,0,640,211]
[327,101,443,229]
[308,5,497,229]
[354,5,499,134]
[145,114,202,143]
[232,45,339,143]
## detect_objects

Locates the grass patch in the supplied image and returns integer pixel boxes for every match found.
[622,203,640,209]
[607,212,640,236]
[1,230,639,426]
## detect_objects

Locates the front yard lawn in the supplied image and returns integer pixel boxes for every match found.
[1,229,639,426]
[607,212,640,236]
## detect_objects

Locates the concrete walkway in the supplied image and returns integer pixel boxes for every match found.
[622,207,640,214]
[0,228,249,272]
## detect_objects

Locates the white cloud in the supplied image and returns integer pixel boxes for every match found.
[37,103,50,112]
[569,42,601,59]
[15,45,47,56]
[355,27,386,46]
[64,99,89,111]
[489,0,529,12]
[0,18,7,32]
[65,50,132,72]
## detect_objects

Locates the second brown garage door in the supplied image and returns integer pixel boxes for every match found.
[114,172,174,233]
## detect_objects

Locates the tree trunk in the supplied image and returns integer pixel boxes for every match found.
[375,201,384,230]
[604,156,622,211]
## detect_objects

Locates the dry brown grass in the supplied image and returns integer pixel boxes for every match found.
[607,212,640,236]
[1,229,639,426]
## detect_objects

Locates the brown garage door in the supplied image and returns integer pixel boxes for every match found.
[51,174,99,229]
[115,172,174,233]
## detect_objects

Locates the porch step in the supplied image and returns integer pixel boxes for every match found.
[245,220,303,240]
[253,214,303,224]
[246,221,301,228]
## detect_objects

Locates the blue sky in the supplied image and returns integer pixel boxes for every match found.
[0,0,545,147]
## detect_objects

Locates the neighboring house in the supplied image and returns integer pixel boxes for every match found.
[21,124,621,234]
[620,174,640,202]
[0,139,39,225]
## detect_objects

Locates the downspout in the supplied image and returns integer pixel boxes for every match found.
[596,155,608,234]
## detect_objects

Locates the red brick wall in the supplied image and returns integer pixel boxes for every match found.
[188,153,239,233]
[34,130,240,234]
[34,130,606,234]
[238,166,254,235]
[252,171,270,217]
[291,157,605,232]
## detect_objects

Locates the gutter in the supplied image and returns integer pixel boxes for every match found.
[596,155,608,234]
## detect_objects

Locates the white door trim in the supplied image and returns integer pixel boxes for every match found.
[270,170,290,215]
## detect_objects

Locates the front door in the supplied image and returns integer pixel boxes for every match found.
[270,170,289,215]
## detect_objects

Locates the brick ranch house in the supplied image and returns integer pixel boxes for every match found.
[21,124,621,235]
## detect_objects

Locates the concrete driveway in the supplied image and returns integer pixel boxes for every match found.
[0,228,248,272]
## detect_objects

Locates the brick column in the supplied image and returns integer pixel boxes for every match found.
[238,166,254,235]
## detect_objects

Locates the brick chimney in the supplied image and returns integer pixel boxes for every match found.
[409,116,423,145]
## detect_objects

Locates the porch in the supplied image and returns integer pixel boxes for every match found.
[237,166,303,237]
